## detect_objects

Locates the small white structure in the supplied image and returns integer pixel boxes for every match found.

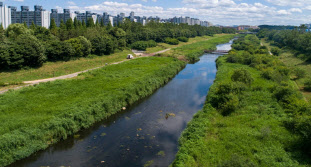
[127,54,134,59]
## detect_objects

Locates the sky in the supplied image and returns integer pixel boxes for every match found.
[2,0,311,26]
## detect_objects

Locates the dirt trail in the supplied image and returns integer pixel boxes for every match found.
[0,49,171,95]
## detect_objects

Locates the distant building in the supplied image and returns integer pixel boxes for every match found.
[9,5,50,28]
[0,2,11,29]
[50,9,76,26]
[75,11,97,24]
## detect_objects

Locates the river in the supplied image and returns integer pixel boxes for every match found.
[9,40,233,167]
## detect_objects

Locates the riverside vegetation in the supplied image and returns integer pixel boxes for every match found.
[0,57,185,166]
[173,35,311,166]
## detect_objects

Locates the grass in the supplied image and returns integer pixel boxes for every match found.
[262,39,311,103]
[172,56,308,167]
[0,50,134,83]
[162,34,236,62]
[0,56,186,167]
[146,34,230,54]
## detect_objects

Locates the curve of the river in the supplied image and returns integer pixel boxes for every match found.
[9,40,233,167]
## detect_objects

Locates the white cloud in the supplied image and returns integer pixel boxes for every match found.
[67,1,76,5]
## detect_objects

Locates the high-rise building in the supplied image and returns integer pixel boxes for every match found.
[0,2,11,29]
[50,9,76,26]
[76,11,97,24]
[9,5,50,28]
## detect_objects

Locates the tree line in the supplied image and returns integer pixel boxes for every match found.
[0,19,236,70]
[257,28,311,60]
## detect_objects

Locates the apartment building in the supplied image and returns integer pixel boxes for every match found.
[0,2,11,29]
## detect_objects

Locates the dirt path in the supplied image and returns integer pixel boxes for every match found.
[0,49,171,95]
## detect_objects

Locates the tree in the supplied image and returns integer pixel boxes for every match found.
[46,39,74,61]
[86,18,95,28]
[65,36,91,57]
[82,20,86,28]
[66,19,74,30]
[100,19,104,27]
[30,21,36,30]
[73,18,79,29]
[59,19,66,30]
[305,78,311,91]
[6,24,33,39]
[293,68,306,80]
[50,18,57,30]
[15,34,46,67]
[0,24,4,41]
[231,68,254,86]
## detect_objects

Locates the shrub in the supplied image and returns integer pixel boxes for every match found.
[271,48,281,56]
[231,68,254,86]
[65,36,92,58]
[305,78,311,92]
[130,40,157,51]
[46,40,74,61]
[91,35,117,55]
[227,54,244,64]
[14,34,46,68]
[218,154,257,167]
[293,68,306,80]
[165,38,179,45]
[177,37,189,42]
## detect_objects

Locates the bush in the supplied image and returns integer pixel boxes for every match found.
[91,35,117,55]
[46,40,74,61]
[177,37,189,42]
[130,40,157,51]
[65,36,92,58]
[165,38,179,45]
[304,78,311,92]
[293,68,306,80]
[231,68,254,86]
[14,34,46,68]
[271,48,281,56]
[218,154,257,167]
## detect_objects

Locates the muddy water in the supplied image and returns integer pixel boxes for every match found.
[9,41,233,167]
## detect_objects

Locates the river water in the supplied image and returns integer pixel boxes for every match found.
[9,40,233,167]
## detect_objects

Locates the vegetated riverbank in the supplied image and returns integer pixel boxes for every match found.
[261,39,311,103]
[0,57,185,167]
[172,35,311,166]
[162,34,236,62]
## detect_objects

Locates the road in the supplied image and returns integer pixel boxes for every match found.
[0,49,172,95]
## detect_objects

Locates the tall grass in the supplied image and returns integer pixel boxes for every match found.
[0,57,185,166]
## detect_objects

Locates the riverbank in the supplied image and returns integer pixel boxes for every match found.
[172,35,311,166]
[261,39,311,102]
[161,34,236,62]
[0,57,185,167]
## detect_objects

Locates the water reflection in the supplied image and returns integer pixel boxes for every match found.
[9,42,232,167]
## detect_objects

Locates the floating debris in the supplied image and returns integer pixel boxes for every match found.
[160,110,163,112]
[125,116,131,120]
[157,151,165,157]
[100,133,106,137]
[165,113,176,119]
[74,134,80,139]
[137,128,142,131]
[150,136,156,140]
[144,160,154,167]
[101,161,105,163]
[122,107,126,110]
[137,134,139,137]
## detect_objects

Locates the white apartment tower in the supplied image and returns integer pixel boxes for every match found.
[0,2,11,29]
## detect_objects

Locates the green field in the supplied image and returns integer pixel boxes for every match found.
[0,57,185,166]
[163,34,236,62]
[0,50,133,84]
[172,35,311,167]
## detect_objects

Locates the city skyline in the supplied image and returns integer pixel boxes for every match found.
[3,0,311,26]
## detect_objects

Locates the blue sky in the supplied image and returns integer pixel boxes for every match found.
[3,0,311,26]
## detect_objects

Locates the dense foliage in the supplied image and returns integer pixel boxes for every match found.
[0,57,186,167]
[173,35,311,166]
[0,20,236,70]
[257,28,311,60]
[164,37,180,45]
[130,40,157,50]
